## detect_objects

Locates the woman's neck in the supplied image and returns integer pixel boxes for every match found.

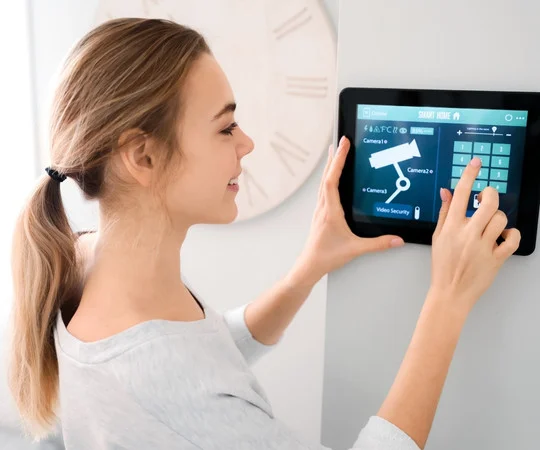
[68,219,203,336]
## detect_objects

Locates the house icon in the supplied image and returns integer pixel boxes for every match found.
[453,112,460,120]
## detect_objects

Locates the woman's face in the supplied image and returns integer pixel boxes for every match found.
[165,53,254,227]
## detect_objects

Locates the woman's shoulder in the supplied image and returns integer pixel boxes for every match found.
[55,305,221,365]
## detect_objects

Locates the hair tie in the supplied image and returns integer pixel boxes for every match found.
[45,167,67,183]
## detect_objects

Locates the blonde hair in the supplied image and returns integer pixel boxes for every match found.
[9,18,209,439]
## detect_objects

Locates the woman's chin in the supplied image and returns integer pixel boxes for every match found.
[212,203,239,225]
[187,201,239,226]
[223,204,239,223]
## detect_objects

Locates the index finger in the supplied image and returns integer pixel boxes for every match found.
[447,157,482,222]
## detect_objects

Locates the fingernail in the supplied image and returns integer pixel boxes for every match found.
[470,157,481,168]
[391,238,404,248]
[339,136,345,146]
[440,188,448,202]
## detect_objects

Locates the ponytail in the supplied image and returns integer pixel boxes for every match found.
[8,16,211,440]
[9,174,79,439]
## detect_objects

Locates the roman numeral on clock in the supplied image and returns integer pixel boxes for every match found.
[273,7,312,40]
[270,132,310,176]
[243,168,268,207]
[286,76,328,98]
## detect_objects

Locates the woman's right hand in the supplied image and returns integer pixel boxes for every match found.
[377,158,520,449]
[430,157,521,314]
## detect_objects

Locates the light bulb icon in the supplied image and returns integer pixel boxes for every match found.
[492,126,497,133]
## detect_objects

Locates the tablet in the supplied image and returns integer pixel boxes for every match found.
[338,87,540,256]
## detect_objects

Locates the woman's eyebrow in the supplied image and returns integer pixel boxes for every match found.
[212,102,236,121]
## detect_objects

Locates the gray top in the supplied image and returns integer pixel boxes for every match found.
[53,297,419,450]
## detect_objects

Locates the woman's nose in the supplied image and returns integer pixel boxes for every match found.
[237,128,254,158]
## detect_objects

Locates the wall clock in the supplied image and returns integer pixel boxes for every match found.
[95,0,337,221]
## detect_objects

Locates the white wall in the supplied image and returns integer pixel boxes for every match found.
[0,2,36,326]
[23,0,341,445]
[0,2,60,448]
[322,1,540,449]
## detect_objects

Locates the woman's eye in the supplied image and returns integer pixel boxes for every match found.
[221,122,238,136]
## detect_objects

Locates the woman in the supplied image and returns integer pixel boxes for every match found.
[9,18,519,449]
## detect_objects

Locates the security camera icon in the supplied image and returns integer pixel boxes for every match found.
[369,139,421,204]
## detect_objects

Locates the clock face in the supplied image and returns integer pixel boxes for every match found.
[95,0,336,221]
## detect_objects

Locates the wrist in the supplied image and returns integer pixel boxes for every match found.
[285,256,321,292]
[425,286,472,323]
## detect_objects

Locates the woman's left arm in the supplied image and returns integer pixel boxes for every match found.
[244,137,404,346]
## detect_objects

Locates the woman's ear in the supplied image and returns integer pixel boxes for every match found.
[117,129,155,187]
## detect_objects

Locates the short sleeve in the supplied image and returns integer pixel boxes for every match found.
[351,416,421,450]
[222,303,280,366]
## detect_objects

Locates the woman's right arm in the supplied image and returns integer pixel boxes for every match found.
[362,158,520,450]
[367,289,467,450]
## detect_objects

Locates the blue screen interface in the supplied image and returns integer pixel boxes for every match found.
[353,105,528,226]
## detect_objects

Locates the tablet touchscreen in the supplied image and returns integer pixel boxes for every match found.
[353,105,527,226]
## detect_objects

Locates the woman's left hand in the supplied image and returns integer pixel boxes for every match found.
[291,136,405,286]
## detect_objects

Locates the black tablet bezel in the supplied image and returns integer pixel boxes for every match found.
[338,87,540,256]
